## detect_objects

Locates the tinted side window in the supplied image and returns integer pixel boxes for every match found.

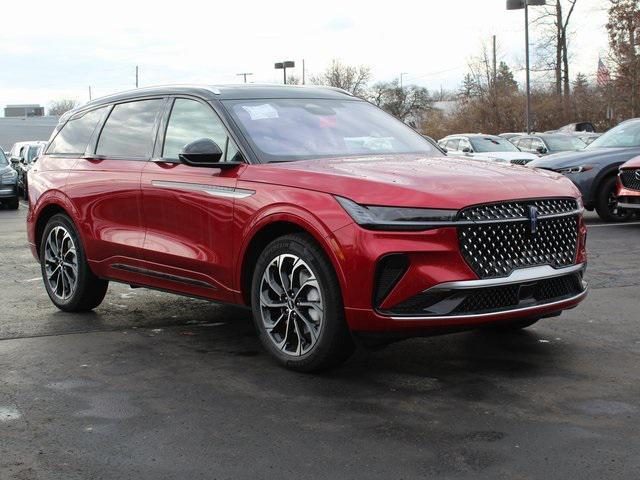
[445,139,460,151]
[163,99,229,160]
[517,138,532,151]
[47,108,107,155]
[530,138,544,151]
[97,99,163,158]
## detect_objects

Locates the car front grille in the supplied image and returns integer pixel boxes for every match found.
[620,169,640,191]
[458,199,579,279]
[510,158,533,165]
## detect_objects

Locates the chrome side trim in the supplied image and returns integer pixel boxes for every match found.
[151,180,255,199]
[389,289,588,321]
[111,263,217,289]
[429,263,586,291]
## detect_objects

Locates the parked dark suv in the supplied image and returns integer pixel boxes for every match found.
[528,119,640,222]
[27,85,588,371]
[0,149,19,209]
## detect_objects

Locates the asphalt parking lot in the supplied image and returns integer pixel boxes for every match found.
[1,203,639,480]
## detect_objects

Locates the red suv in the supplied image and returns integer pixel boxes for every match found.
[617,156,640,212]
[27,85,588,371]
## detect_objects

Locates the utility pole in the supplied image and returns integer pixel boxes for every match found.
[492,35,497,85]
[135,65,139,88]
[400,72,408,89]
[236,72,253,83]
[88,85,92,101]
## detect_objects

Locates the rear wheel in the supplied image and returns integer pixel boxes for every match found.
[595,176,631,222]
[251,233,354,372]
[40,214,108,312]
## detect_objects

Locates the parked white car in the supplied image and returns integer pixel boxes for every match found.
[438,134,539,164]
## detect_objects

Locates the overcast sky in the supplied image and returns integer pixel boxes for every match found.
[0,0,608,112]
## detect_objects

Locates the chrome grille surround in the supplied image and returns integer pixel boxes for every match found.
[620,169,640,191]
[458,199,580,279]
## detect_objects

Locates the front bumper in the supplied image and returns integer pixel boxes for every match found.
[617,181,640,210]
[331,217,587,333]
[0,183,18,199]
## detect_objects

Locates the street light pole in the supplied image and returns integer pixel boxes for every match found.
[236,72,253,83]
[524,1,531,134]
[507,0,546,134]
[274,61,295,85]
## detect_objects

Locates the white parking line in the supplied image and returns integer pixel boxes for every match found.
[588,221,640,228]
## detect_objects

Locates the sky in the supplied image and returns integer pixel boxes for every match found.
[0,0,609,112]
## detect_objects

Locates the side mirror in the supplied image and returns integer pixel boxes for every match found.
[536,146,548,154]
[441,147,448,153]
[462,147,472,154]
[178,138,242,169]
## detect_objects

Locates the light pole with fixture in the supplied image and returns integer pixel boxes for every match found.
[507,0,546,134]
[275,61,295,84]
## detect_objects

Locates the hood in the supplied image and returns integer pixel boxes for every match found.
[621,154,640,169]
[0,164,14,175]
[240,154,580,209]
[528,147,640,169]
[472,151,538,162]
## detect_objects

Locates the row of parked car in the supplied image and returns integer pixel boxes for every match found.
[0,140,46,209]
[433,120,640,222]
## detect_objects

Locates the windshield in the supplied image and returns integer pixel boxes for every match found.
[223,98,438,162]
[470,137,519,153]
[0,150,7,166]
[587,121,640,149]
[545,136,586,151]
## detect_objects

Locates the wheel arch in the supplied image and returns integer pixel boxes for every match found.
[591,163,625,203]
[33,196,80,261]
[236,214,347,306]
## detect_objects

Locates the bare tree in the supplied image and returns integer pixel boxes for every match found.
[533,0,579,97]
[49,99,79,116]
[310,59,371,97]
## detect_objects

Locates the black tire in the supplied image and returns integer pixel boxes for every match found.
[485,317,540,332]
[40,213,108,312]
[7,198,19,210]
[595,176,632,222]
[251,233,354,372]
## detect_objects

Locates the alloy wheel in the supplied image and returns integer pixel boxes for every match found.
[44,226,78,300]
[259,254,324,356]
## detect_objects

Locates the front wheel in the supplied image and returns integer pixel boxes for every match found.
[40,213,109,312]
[251,233,354,372]
[595,176,632,222]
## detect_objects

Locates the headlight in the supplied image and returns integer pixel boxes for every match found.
[556,165,593,174]
[576,196,584,211]
[335,196,458,230]
[1,170,17,180]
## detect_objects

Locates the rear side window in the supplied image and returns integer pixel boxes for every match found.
[47,107,107,155]
[96,99,163,158]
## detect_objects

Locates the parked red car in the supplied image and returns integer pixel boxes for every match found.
[27,85,588,371]
[617,156,640,212]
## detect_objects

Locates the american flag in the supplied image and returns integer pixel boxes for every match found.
[597,58,611,87]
